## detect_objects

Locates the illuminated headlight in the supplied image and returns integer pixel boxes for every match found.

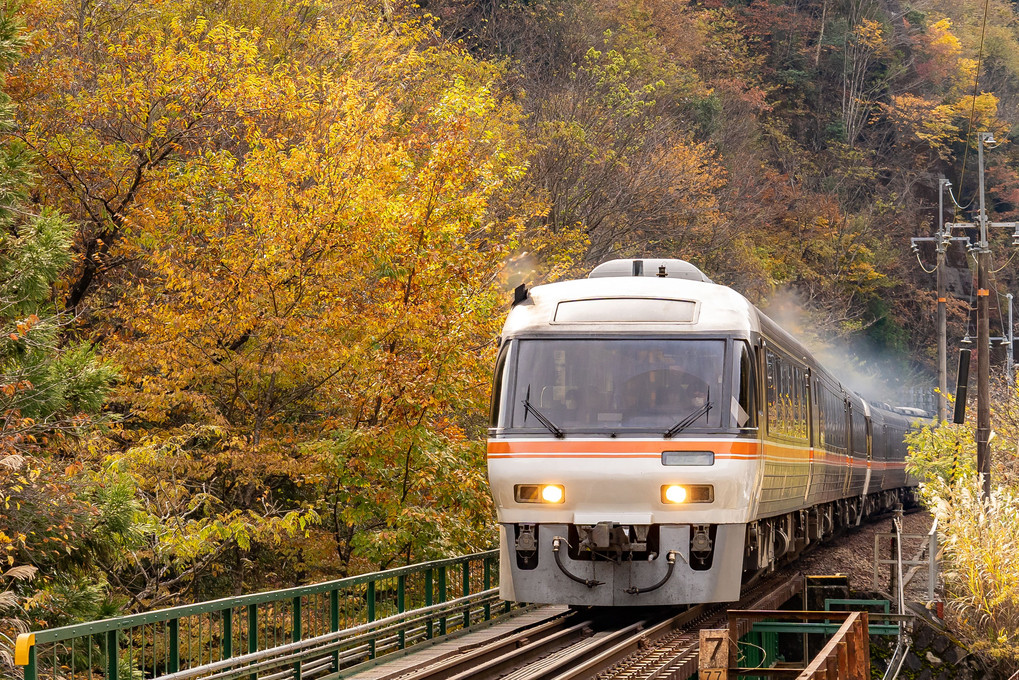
[515,484,566,504]
[663,485,687,503]
[661,484,714,504]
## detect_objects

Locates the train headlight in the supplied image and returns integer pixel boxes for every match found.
[663,485,688,503]
[541,484,565,503]
[661,484,715,504]
[514,484,566,504]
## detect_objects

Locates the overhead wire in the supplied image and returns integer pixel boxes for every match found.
[955,0,993,203]
[946,184,972,212]
[992,249,1019,274]
[951,0,1001,348]
[915,250,938,274]
[920,0,1003,348]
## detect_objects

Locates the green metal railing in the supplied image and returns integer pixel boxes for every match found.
[15,551,507,680]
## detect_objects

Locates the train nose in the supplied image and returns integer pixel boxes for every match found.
[499,522,746,606]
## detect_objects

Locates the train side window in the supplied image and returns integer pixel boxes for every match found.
[765,348,806,441]
[766,351,779,434]
[735,342,756,429]
[795,368,807,438]
[816,383,826,449]
[850,406,868,457]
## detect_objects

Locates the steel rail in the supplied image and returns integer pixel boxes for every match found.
[507,618,661,680]
[337,577,809,680]
[360,611,583,680]
[435,618,596,680]
[544,606,708,680]
[586,571,804,680]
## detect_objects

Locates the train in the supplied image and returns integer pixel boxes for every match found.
[486,258,923,606]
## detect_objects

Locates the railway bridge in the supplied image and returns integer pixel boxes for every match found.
[14,530,936,680]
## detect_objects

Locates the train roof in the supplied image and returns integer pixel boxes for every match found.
[502,260,759,337]
[501,259,935,423]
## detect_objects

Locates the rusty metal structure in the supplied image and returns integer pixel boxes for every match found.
[699,610,872,680]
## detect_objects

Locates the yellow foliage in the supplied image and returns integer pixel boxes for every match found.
[13,0,538,576]
[855,18,886,52]
[928,19,963,58]
[881,94,960,161]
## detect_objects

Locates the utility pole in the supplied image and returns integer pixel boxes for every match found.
[937,179,950,422]
[976,132,992,500]
[912,179,963,422]
[942,132,1018,499]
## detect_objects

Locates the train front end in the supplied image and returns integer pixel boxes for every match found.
[487,260,762,606]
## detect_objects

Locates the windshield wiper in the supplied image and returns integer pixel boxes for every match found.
[664,401,713,439]
[522,386,565,438]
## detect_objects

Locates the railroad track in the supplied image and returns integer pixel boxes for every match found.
[366,570,802,680]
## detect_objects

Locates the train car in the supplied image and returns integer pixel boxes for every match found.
[487,258,921,606]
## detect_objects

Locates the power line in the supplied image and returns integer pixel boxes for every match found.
[955,0,993,202]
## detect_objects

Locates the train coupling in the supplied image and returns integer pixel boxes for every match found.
[577,521,651,560]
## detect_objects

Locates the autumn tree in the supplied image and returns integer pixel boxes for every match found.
[12,0,547,600]
[0,2,131,667]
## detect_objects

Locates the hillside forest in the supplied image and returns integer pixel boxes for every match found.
[3,0,1019,673]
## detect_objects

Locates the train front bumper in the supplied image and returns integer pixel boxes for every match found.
[498,522,745,606]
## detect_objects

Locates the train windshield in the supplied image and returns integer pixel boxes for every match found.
[503,339,726,434]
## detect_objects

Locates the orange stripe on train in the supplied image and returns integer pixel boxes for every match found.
[487,439,898,468]
[487,439,760,457]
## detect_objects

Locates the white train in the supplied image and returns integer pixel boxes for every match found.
[487,259,921,606]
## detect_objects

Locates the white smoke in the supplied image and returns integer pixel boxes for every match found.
[761,288,931,408]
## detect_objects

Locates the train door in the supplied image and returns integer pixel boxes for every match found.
[804,369,817,502]
[862,414,873,496]
[843,397,853,496]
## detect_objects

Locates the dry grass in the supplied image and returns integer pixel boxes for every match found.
[932,483,1019,673]
[908,423,1019,675]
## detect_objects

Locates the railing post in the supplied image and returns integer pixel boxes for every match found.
[367,581,376,659]
[437,566,447,636]
[106,629,119,680]
[483,558,492,621]
[425,569,433,640]
[397,575,406,649]
[247,604,257,680]
[168,618,179,674]
[222,608,233,660]
[872,533,881,591]
[929,526,938,602]
[292,597,302,680]
[462,562,471,629]
[330,589,340,672]
[24,644,36,680]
